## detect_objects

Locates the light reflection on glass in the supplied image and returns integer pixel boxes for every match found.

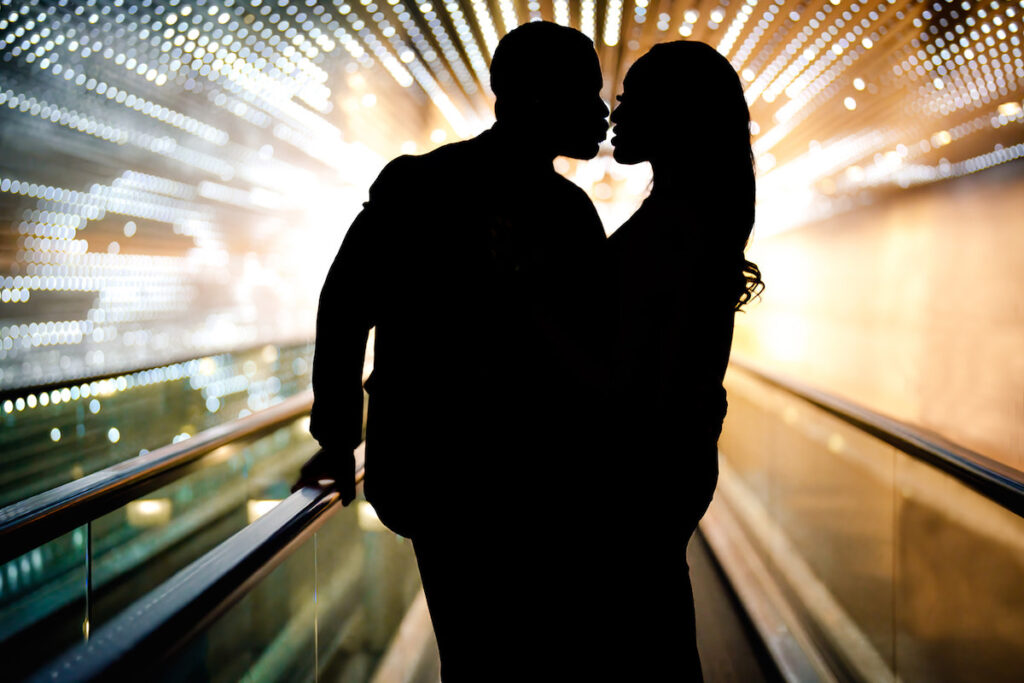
[126,498,173,527]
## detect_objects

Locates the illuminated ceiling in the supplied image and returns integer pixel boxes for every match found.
[0,0,1022,388]
[2,1,1021,177]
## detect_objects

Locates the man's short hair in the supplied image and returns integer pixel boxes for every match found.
[489,22,596,100]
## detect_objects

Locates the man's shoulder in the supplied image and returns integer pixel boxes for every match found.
[547,171,604,234]
[370,138,483,196]
[549,171,594,204]
[370,154,418,192]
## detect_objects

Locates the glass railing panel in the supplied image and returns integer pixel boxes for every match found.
[157,530,318,683]
[767,400,897,670]
[718,369,777,507]
[0,526,88,680]
[721,368,897,672]
[89,416,318,628]
[156,495,421,682]
[894,451,1024,682]
[721,364,1024,681]
[315,499,422,680]
[0,342,314,506]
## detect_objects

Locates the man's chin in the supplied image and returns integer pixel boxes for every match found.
[562,141,602,161]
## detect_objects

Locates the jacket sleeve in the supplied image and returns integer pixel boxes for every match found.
[309,160,407,455]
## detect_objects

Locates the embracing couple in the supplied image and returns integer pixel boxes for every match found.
[303,20,763,683]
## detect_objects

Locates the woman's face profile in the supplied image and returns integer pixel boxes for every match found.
[610,61,676,166]
[610,86,649,164]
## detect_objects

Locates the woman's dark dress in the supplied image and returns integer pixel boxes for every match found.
[606,192,740,679]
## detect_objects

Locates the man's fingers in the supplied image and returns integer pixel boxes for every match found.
[340,484,356,506]
[291,474,341,494]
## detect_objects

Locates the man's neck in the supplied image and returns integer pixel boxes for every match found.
[488,122,556,172]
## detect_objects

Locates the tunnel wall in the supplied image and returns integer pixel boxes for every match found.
[734,161,1024,472]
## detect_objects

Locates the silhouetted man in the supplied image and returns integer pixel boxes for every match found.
[304,21,608,680]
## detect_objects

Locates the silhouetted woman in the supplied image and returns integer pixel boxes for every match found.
[606,41,763,679]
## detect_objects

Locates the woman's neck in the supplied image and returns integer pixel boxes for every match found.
[650,154,742,198]
[649,161,694,197]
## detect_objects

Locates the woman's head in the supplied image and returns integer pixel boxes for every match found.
[611,41,751,170]
[611,41,763,310]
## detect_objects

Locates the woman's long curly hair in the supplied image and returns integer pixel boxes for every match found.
[635,42,765,310]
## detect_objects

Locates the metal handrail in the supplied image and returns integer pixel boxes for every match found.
[730,358,1024,518]
[27,462,363,683]
[0,390,314,565]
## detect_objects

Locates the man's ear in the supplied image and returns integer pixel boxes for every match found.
[494,97,537,122]
[528,95,549,113]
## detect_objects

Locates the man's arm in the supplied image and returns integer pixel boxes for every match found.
[302,160,409,501]
[298,208,375,503]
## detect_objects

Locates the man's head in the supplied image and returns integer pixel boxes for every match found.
[490,22,608,160]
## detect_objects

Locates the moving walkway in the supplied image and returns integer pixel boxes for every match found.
[3,354,1023,681]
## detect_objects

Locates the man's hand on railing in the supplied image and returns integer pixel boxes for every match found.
[292,448,357,505]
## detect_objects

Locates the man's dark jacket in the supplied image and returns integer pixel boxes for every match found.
[309,127,606,537]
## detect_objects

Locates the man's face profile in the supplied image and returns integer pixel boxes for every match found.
[490,23,608,161]
[538,53,608,160]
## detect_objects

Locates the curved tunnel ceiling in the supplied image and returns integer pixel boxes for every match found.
[0,0,1022,389]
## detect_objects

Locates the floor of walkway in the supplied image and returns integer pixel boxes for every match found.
[690,531,782,682]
